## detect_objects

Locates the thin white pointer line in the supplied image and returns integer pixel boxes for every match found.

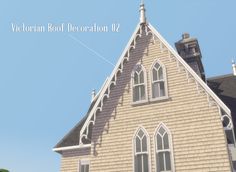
[68,34,115,67]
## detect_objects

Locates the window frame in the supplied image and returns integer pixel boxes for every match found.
[131,64,148,105]
[154,123,175,172]
[133,127,151,172]
[78,159,90,172]
[150,60,169,102]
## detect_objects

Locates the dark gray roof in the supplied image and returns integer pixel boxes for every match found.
[54,99,97,149]
[207,74,236,133]
[54,116,86,148]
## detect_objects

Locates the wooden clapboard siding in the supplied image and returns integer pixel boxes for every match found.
[60,32,231,172]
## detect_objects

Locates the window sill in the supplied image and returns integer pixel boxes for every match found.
[131,97,171,106]
[131,99,149,106]
[150,96,171,103]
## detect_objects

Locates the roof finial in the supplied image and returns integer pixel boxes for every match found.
[139,0,146,24]
[232,59,236,76]
[91,89,96,102]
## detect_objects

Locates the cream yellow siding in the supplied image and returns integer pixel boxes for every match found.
[60,33,231,172]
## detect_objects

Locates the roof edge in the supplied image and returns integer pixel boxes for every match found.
[207,74,234,80]
[53,144,91,153]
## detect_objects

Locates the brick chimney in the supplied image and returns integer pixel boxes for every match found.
[175,33,206,81]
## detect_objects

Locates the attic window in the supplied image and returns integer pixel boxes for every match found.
[132,64,147,103]
[151,60,168,100]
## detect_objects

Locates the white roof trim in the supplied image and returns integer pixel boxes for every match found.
[147,23,231,115]
[92,77,109,103]
[79,24,142,143]
[53,144,91,152]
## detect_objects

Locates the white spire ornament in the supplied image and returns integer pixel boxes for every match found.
[91,89,96,102]
[139,1,146,25]
[232,59,236,76]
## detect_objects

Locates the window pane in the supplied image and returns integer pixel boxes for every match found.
[165,152,171,171]
[82,164,89,172]
[160,82,165,97]
[139,71,144,83]
[136,65,142,73]
[158,67,163,80]
[87,165,90,172]
[156,134,163,150]
[222,116,230,127]
[135,156,138,172]
[143,154,149,172]
[154,63,160,70]
[153,69,157,81]
[135,155,142,172]
[225,130,234,144]
[133,86,139,101]
[140,85,145,100]
[81,165,85,172]
[152,83,160,98]
[157,152,164,171]
[134,73,139,85]
[159,127,166,136]
[163,133,169,149]
[233,161,236,171]
[142,136,147,152]
[136,137,141,153]
[138,129,144,138]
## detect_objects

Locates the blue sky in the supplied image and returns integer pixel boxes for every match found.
[0,0,235,171]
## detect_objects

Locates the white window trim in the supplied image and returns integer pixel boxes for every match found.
[78,159,90,172]
[133,126,151,172]
[149,59,169,102]
[154,123,175,172]
[131,64,148,105]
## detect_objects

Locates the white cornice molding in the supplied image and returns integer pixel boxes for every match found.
[53,144,91,152]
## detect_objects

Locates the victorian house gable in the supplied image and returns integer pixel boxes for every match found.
[54,3,236,172]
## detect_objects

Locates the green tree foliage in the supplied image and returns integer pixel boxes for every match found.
[0,169,9,172]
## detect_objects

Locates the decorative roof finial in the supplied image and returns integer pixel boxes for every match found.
[91,89,96,102]
[139,0,146,25]
[232,59,236,76]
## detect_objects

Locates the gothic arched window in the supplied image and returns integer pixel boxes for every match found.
[151,61,167,99]
[155,124,174,172]
[132,65,147,102]
[134,128,150,172]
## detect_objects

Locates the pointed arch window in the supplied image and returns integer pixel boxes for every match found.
[151,61,167,99]
[132,65,147,102]
[155,124,174,172]
[134,128,149,172]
